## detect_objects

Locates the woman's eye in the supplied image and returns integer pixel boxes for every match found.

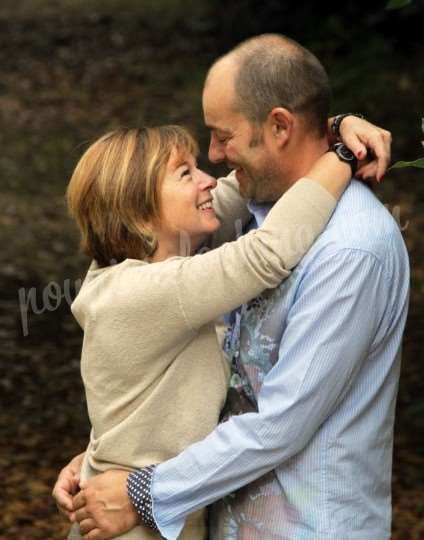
[180,168,191,179]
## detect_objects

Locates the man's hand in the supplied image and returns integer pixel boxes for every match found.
[73,469,138,540]
[338,116,392,181]
[52,452,85,522]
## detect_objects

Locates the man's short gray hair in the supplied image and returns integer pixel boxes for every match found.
[230,34,331,137]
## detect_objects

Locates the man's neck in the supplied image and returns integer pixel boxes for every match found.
[280,136,329,193]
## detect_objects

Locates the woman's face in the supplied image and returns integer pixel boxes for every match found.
[154,148,221,255]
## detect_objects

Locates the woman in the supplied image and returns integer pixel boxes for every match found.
[61,125,354,539]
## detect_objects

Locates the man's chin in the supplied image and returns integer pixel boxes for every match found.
[238,178,255,200]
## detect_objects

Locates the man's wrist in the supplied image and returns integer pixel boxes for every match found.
[127,465,160,533]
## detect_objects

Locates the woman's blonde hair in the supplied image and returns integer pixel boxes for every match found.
[66,126,198,266]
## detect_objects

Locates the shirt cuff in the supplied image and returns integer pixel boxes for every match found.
[127,465,160,533]
[150,464,188,540]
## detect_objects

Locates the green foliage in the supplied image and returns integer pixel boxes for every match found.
[390,118,424,170]
[386,0,412,9]
[390,158,424,169]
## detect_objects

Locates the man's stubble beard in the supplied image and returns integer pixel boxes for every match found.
[241,158,287,203]
[241,126,289,203]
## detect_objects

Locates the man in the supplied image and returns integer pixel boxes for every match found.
[54,34,408,539]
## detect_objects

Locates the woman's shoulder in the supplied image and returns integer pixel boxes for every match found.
[79,257,185,310]
[79,257,182,303]
[108,257,187,304]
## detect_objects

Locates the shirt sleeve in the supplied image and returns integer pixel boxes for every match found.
[149,248,389,539]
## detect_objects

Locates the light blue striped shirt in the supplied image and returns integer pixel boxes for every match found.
[151,180,410,540]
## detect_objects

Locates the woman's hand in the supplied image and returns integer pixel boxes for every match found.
[52,452,85,522]
[337,116,392,181]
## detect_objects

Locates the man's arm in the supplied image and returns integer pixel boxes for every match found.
[147,249,388,538]
[74,247,389,540]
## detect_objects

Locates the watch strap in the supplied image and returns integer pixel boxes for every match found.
[328,143,358,175]
[331,113,365,139]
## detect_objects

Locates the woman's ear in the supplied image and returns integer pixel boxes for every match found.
[268,107,294,147]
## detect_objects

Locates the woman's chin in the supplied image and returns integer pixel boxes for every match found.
[209,219,222,234]
[201,216,221,234]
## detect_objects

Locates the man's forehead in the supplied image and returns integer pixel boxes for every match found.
[203,58,238,106]
[202,81,232,111]
[202,86,240,133]
[204,55,236,87]
[203,101,249,137]
[203,106,236,134]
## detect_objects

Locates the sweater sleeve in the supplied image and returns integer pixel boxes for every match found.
[207,171,252,248]
[172,177,337,329]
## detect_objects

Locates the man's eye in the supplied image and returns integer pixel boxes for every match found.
[213,132,230,144]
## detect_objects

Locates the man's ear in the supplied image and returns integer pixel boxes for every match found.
[268,107,294,147]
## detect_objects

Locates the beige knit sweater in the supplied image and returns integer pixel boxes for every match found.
[70,174,336,540]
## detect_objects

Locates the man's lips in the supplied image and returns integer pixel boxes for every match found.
[229,162,243,172]
[226,161,240,170]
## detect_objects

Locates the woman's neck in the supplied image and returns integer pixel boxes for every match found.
[149,233,204,262]
[150,243,178,262]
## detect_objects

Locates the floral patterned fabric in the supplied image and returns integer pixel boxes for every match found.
[211,285,300,539]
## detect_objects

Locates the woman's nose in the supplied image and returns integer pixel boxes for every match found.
[196,169,217,190]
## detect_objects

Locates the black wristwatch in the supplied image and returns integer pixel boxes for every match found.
[328,143,358,176]
[331,113,364,139]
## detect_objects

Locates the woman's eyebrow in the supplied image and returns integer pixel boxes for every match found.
[169,153,189,171]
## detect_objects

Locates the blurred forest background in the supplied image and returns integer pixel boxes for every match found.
[0,0,422,538]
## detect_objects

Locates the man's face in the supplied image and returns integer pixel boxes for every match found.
[202,71,284,203]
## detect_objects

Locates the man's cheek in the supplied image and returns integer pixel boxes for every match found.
[225,144,239,163]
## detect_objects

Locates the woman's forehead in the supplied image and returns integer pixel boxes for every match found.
[168,147,194,170]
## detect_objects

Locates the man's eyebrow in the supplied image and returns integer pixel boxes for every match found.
[204,116,230,131]
[206,123,232,135]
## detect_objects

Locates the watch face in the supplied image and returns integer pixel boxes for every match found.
[337,144,355,162]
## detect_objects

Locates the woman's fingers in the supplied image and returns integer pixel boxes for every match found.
[53,486,73,513]
[365,130,391,181]
[357,162,378,181]
[83,530,104,540]
[75,506,90,524]
[52,469,80,520]
[339,116,392,181]
[73,489,87,510]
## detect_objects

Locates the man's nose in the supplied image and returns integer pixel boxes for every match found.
[208,138,225,164]
[196,168,217,190]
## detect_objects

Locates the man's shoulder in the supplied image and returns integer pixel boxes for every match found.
[315,181,407,260]
[290,181,410,289]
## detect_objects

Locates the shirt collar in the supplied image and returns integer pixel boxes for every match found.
[246,200,274,227]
